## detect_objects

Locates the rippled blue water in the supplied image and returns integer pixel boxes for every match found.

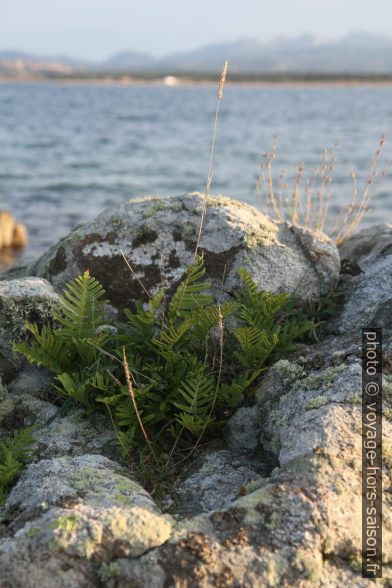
[0,81,391,258]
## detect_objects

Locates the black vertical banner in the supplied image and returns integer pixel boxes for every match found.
[362,328,382,578]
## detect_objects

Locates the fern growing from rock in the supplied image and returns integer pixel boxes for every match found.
[0,427,36,506]
[14,259,315,465]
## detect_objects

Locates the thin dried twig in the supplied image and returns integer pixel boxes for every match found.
[120,249,151,299]
[122,347,158,464]
[194,61,228,257]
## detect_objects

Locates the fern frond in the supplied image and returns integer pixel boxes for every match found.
[0,486,8,507]
[275,319,317,352]
[0,427,36,462]
[232,326,278,368]
[237,268,259,298]
[55,372,93,406]
[153,322,191,360]
[173,371,215,416]
[175,412,213,436]
[0,427,36,498]
[190,301,240,339]
[53,271,108,339]
[218,370,261,406]
[13,323,71,373]
[169,256,212,318]
[236,269,290,329]
[123,291,164,350]
[0,454,22,487]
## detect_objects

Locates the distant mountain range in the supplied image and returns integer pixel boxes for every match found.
[2,33,392,77]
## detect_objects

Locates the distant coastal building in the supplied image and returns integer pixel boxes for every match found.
[163,75,179,86]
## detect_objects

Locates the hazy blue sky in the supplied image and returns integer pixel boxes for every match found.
[1,0,392,59]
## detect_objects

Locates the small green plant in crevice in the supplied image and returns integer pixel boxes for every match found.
[0,427,36,506]
[14,259,316,488]
[299,287,345,342]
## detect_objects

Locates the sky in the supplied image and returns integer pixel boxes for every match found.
[1,0,392,60]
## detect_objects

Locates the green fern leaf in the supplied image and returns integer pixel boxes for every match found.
[169,255,212,318]
[13,323,71,373]
[173,371,215,416]
[232,326,278,368]
[189,301,240,339]
[53,271,108,339]
[153,321,192,360]
[55,372,93,406]
[218,370,261,406]
[175,412,213,435]
[0,427,36,498]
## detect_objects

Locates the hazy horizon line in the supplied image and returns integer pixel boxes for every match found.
[1,30,390,62]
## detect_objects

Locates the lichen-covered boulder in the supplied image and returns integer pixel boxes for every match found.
[2,224,392,585]
[0,455,173,588]
[335,224,392,333]
[9,393,117,460]
[339,255,392,332]
[0,278,58,336]
[0,277,59,375]
[8,365,54,399]
[172,447,274,516]
[113,347,392,587]
[31,193,340,313]
[339,223,392,268]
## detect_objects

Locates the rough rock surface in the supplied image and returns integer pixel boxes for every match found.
[0,277,59,375]
[1,221,392,586]
[12,394,117,460]
[173,447,276,516]
[113,351,392,587]
[337,224,392,333]
[31,193,340,313]
[0,455,172,588]
[339,222,392,268]
[7,365,54,399]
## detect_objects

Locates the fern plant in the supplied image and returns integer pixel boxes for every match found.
[15,271,112,406]
[14,259,316,470]
[0,427,36,506]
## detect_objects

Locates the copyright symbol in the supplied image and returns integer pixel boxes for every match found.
[365,382,379,396]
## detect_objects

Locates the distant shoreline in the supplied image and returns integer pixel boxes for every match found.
[3,73,392,87]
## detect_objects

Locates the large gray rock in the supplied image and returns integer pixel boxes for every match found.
[339,223,392,268]
[5,221,392,586]
[0,277,59,375]
[11,393,117,460]
[339,255,392,332]
[31,194,340,313]
[113,348,392,588]
[172,447,274,516]
[0,454,172,588]
[336,224,392,333]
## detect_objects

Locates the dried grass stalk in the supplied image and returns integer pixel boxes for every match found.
[257,134,388,244]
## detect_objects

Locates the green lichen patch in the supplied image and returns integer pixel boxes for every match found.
[50,514,79,533]
[346,391,362,405]
[292,548,323,582]
[306,396,328,410]
[131,225,158,247]
[142,201,167,219]
[0,297,58,342]
[70,467,115,493]
[98,562,121,582]
[383,442,392,470]
[293,363,347,392]
[25,527,40,538]
[111,214,123,230]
